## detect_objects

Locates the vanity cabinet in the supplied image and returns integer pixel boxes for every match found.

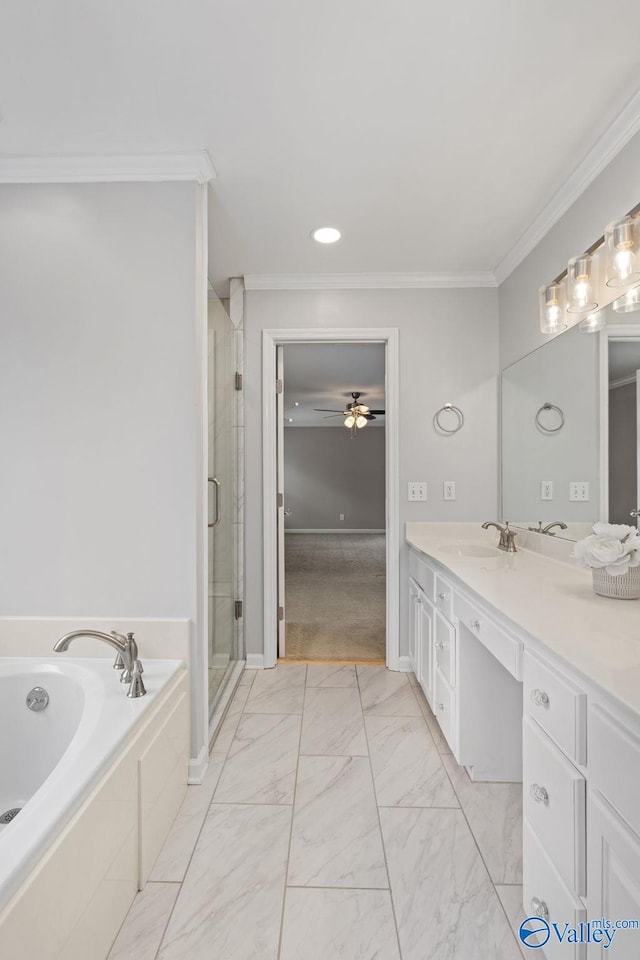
[407,537,640,950]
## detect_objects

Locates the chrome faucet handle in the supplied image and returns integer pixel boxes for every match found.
[110,631,127,670]
[118,632,139,683]
[127,660,147,699]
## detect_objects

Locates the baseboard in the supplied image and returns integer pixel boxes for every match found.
[285,528,385,534]
[188,745,209,784]
[245,653,266,669]
[396,655,413,673]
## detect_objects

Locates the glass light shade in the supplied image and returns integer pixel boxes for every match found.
[311,226,341,244]
[567,254,598,314]
[577,310,605,334]
[344,414,355,428]
[357,404,369,414]
[355,415,368,428]
[605,217,640,288]
[539,282,567,334]
[613,285,640,314]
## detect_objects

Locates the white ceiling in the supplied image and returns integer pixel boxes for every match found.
[283,343,385,426]
[2,2,640,292]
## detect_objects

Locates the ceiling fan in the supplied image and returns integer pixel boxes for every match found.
[314,392,385,435]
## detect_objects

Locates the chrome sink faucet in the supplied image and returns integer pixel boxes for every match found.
[53,629,146,698]
[528,520,568,536]
[481,521,518,553]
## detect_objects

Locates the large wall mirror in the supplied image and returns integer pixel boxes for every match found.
[501,309,640,541]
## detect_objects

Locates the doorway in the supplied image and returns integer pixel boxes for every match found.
[280,343,386,661]
[262,327,400,671]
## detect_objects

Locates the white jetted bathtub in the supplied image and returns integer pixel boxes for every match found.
[0,657,188,960]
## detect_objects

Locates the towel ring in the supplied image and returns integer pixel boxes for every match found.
[434,403,465,435]
[535,403,564,433]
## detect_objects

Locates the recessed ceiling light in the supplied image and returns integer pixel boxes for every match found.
[311,226,341,244]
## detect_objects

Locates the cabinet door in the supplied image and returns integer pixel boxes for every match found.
[408,578,422,682]
[418,591,434,707]
[587,790,640,959]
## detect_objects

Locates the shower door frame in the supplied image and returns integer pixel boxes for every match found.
[261,327,400,670]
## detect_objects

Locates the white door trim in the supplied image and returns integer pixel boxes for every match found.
[262,327,400,670]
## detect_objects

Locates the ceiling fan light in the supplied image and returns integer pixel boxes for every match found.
[355,415,368,429]
[358,404,369,414]
[344,415,355,428]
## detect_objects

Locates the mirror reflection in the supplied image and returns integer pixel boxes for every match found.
[501,305,640,541]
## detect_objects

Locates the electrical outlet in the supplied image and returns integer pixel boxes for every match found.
[339,513,345,521]
[408,481,427,501]
[540,481,553,501]
[570,481,590,502]
[443,481,456,501]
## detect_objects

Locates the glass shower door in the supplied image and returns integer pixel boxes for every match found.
[208,292,236,717]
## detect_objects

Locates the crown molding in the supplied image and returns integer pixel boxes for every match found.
[495,87,640,285]
[0,151,216,184]
[244,271,497,290]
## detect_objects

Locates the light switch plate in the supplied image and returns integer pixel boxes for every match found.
[408,481,427,501]
[540,481,553,501]
[443,481,456,501]
[570,481,590,501]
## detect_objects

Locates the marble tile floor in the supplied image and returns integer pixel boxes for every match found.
[108,664,531,960]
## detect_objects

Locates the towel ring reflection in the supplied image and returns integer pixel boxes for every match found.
[434,403,465,434]
[535,403,564,433]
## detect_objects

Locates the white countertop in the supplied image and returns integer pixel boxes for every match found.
[406,523,640,721]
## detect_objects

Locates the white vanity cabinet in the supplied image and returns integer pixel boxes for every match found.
[406,533,640,954]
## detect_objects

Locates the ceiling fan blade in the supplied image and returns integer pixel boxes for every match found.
[364,414,377,420]
[313,408,344,413]
[368,409,385,414]
[322,414,344,418]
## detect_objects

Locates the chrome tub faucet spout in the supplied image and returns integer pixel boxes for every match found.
[53,630,146,698]
[481,521,518,553]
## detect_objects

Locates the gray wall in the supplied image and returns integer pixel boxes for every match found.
[609,381,637,524]
[0,181,206,757]
[244,287,500,658]
[499,129,640,369]
[284,427,385,530]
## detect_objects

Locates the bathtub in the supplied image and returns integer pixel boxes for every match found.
[0,657,186,919]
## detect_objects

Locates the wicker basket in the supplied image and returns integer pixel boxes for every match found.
[592,566,640,600]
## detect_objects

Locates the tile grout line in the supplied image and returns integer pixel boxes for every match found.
[152,680,254,960]
[276,664,307,960]
[357,665,405,960]
[411,679,526,958]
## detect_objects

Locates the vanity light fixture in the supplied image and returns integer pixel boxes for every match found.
[539,282,567,334]
[613,285,640,314]
[577,310,606,334]
[605,217,640,287]
[311,226,341,244]
[567,254,598,314]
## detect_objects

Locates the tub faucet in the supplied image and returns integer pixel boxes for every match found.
[53,630,146,698]
[481,521,518,553]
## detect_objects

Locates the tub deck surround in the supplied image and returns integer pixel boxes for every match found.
[0,657,185,914]
[0,657,189,960]
[406,522,640,721]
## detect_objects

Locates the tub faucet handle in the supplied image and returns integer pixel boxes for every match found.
[110,631,127,671]
[127,660,147,699]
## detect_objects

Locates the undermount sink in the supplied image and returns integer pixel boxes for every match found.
[439,543,503,559]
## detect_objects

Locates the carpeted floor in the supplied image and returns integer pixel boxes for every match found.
[284,532,386,661]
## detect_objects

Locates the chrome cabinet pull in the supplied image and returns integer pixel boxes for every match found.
[437,591,447,602]
[530,897,549,920]
[530,783,549,804]
[470,618,480,631]
[435,641,445,650]
[531,689,549,707]
[208,476,221,528]
[437,702,445,712]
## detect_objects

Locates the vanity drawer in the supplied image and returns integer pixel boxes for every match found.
[433,574,454,621]
[409,550,435,597]
[434,611,455,686]
[523,715,586,896]
[589,705,640,837]
[523,822,586,960]
[433,667,456,752]
[453,593,522,680]
[524,651,586,766]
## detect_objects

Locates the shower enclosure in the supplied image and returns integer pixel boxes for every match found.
[207,291,239,718]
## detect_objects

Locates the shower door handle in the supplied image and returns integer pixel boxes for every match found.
[208,477,222,528]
